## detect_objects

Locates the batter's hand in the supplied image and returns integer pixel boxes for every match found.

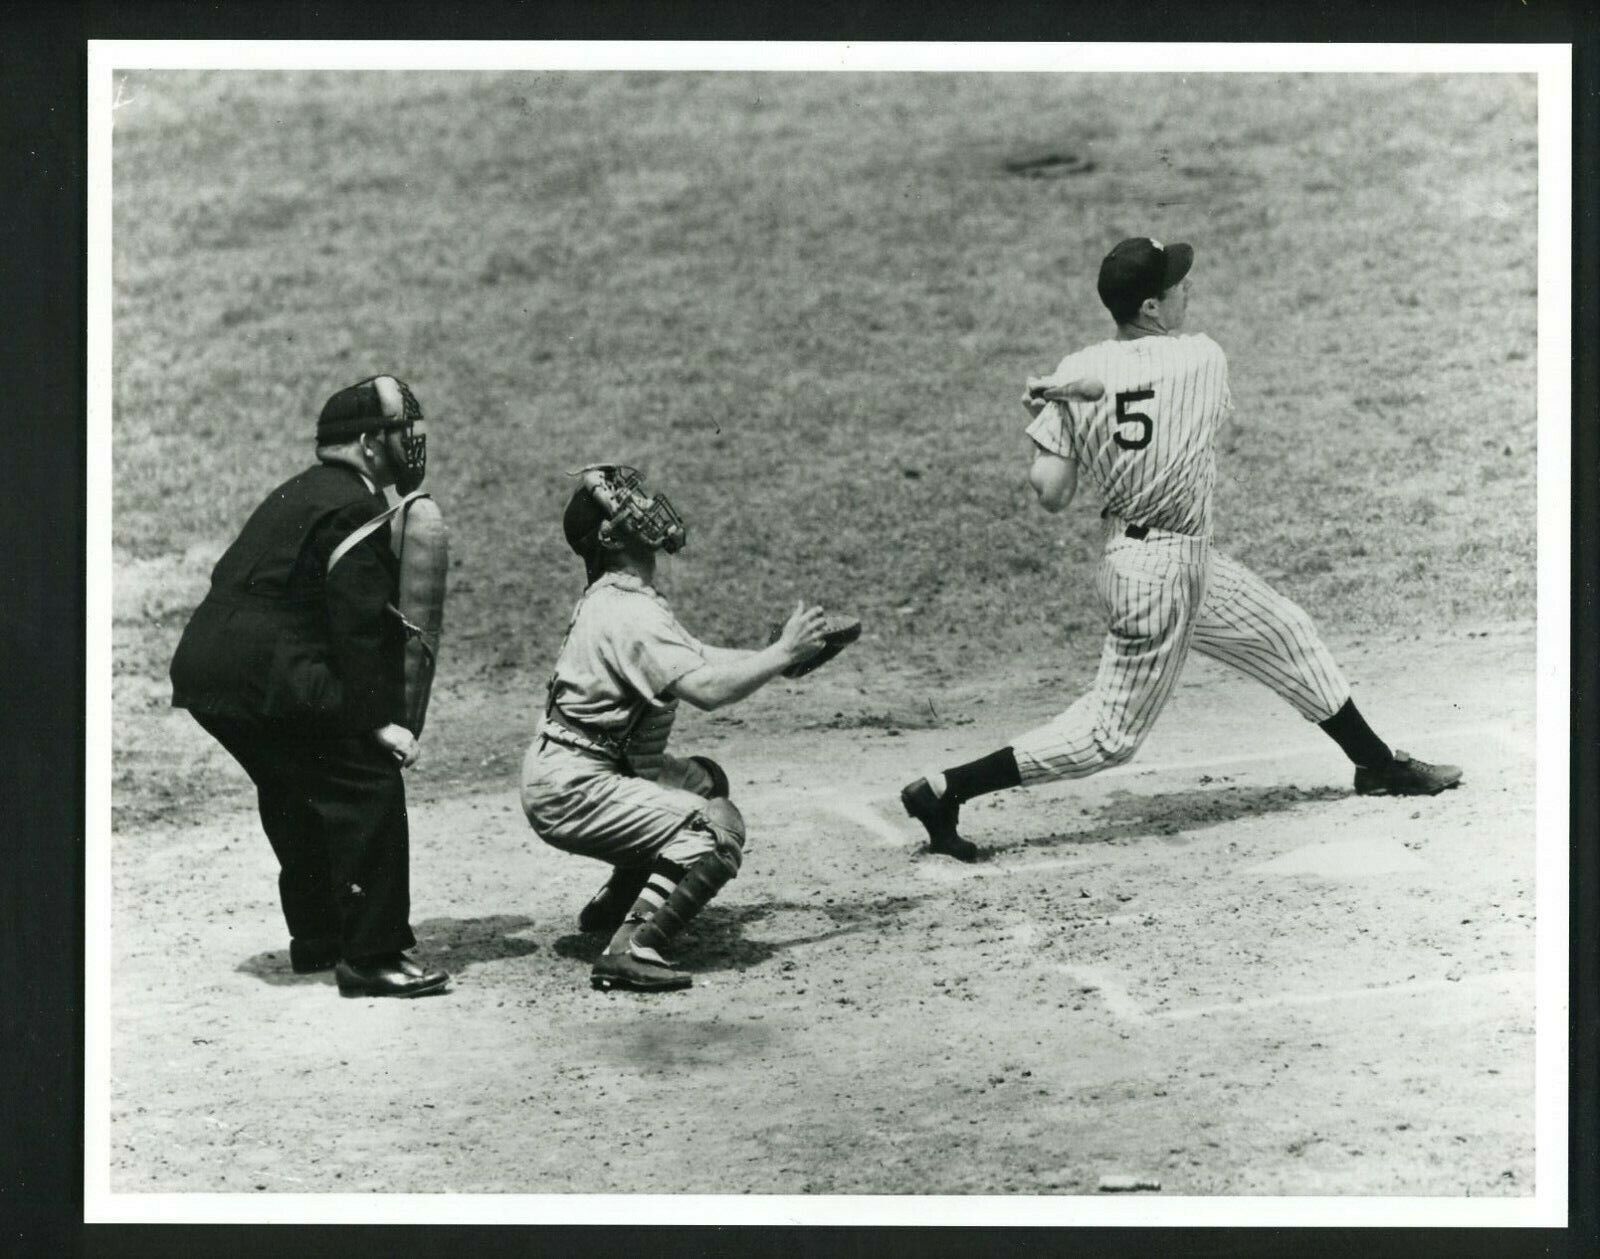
[1039,377,1106,405]
[1022,375,1054,418]
[374,722,421,768]
[775,600,830,668]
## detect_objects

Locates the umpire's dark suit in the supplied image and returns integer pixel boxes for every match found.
[171,462,414,965]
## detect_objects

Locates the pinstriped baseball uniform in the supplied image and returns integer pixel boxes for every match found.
[1011,333,1350,784]
[1044,333,1226,536]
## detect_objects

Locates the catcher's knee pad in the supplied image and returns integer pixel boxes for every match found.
[699,797,746,876]
[688,754,730,799]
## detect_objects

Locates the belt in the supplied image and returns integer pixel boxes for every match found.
[1103,510,1197,542]
[541,705,639,773]
[1121,523,1204,541]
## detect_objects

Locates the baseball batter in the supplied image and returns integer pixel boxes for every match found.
[520,465,832,992]
[902,237,1462,861]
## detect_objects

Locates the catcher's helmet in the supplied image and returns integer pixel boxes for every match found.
[563,465,686,584]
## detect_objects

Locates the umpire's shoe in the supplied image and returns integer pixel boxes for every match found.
[592,945,692,993]
[901,777,981,862]
[1354,750,1463,797]
[336,953,451,998]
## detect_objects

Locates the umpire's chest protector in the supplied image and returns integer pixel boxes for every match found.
[386,494,448,736]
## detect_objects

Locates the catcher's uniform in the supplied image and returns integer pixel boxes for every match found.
[1014,332,1349,782]
[520,572,723,868]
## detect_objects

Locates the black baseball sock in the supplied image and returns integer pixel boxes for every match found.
[1318,699,1393,770]
[942,747,1022,804]
[605,856,685,955]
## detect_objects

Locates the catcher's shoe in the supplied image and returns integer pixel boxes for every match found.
[901,777,981,862]
[578,866,652,934]
[591,947,692,993]
[1353,751,1463,797]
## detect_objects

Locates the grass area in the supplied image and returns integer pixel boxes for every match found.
[110,70,1538,824]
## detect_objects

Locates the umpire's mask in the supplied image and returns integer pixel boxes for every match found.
[317,374,428,494]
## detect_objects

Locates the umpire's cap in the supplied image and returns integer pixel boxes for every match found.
[1097,237,1193,323]
[317,375,423,443]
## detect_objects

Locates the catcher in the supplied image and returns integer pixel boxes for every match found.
[520,464,859,993]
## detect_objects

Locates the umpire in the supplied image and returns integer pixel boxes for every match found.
[169,375,449,998]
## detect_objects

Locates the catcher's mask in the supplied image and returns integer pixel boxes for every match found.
[563,464,687,584]
[317,374,428,495]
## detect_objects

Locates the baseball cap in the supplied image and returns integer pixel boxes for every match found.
[317,374,423,443]
[563,485,608,585]
[1096,237,1194,320]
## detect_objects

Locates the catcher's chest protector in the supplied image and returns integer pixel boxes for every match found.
[623,704,678,781]
[389,495,448,736]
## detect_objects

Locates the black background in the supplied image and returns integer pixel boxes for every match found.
[4,2,1595,1256]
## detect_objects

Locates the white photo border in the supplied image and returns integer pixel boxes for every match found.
[84,38,1573,1229]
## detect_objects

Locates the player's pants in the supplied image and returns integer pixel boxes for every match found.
[520,736,723,868]
[1011,521,1351,785]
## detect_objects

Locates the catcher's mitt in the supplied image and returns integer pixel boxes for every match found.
[770,614,861,679]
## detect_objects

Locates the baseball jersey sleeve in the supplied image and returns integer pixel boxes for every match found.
[1024,351,1086,459]
[602,601,708,706]
[1026,404,1073,457]
[1196,334,1233,414]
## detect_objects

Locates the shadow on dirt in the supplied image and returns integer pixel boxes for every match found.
[235,913,542,985]
[550,892,929,975]
[992,783,1348,856]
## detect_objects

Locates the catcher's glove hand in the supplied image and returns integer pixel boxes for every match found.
[769,613,862,679]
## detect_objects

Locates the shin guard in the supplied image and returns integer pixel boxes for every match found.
[631,799,744,953]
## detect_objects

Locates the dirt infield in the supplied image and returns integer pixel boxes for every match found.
[108,625,1535,1196]
[101,66,1545,1207]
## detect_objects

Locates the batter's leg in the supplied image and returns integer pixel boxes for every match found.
[903,546,1206,860]
[1191,552,1462,793]
[1010,554,1206,783]
[1189,551,1350,722]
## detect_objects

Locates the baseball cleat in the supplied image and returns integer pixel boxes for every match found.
[901,777,982,862]
[577,866,652,934]
[591,949,692,992]
[1353,751,1463,797]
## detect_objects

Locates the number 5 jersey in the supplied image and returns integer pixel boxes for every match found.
[1027,331,1230,537]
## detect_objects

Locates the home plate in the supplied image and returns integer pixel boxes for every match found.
[1248,837,1426,878]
